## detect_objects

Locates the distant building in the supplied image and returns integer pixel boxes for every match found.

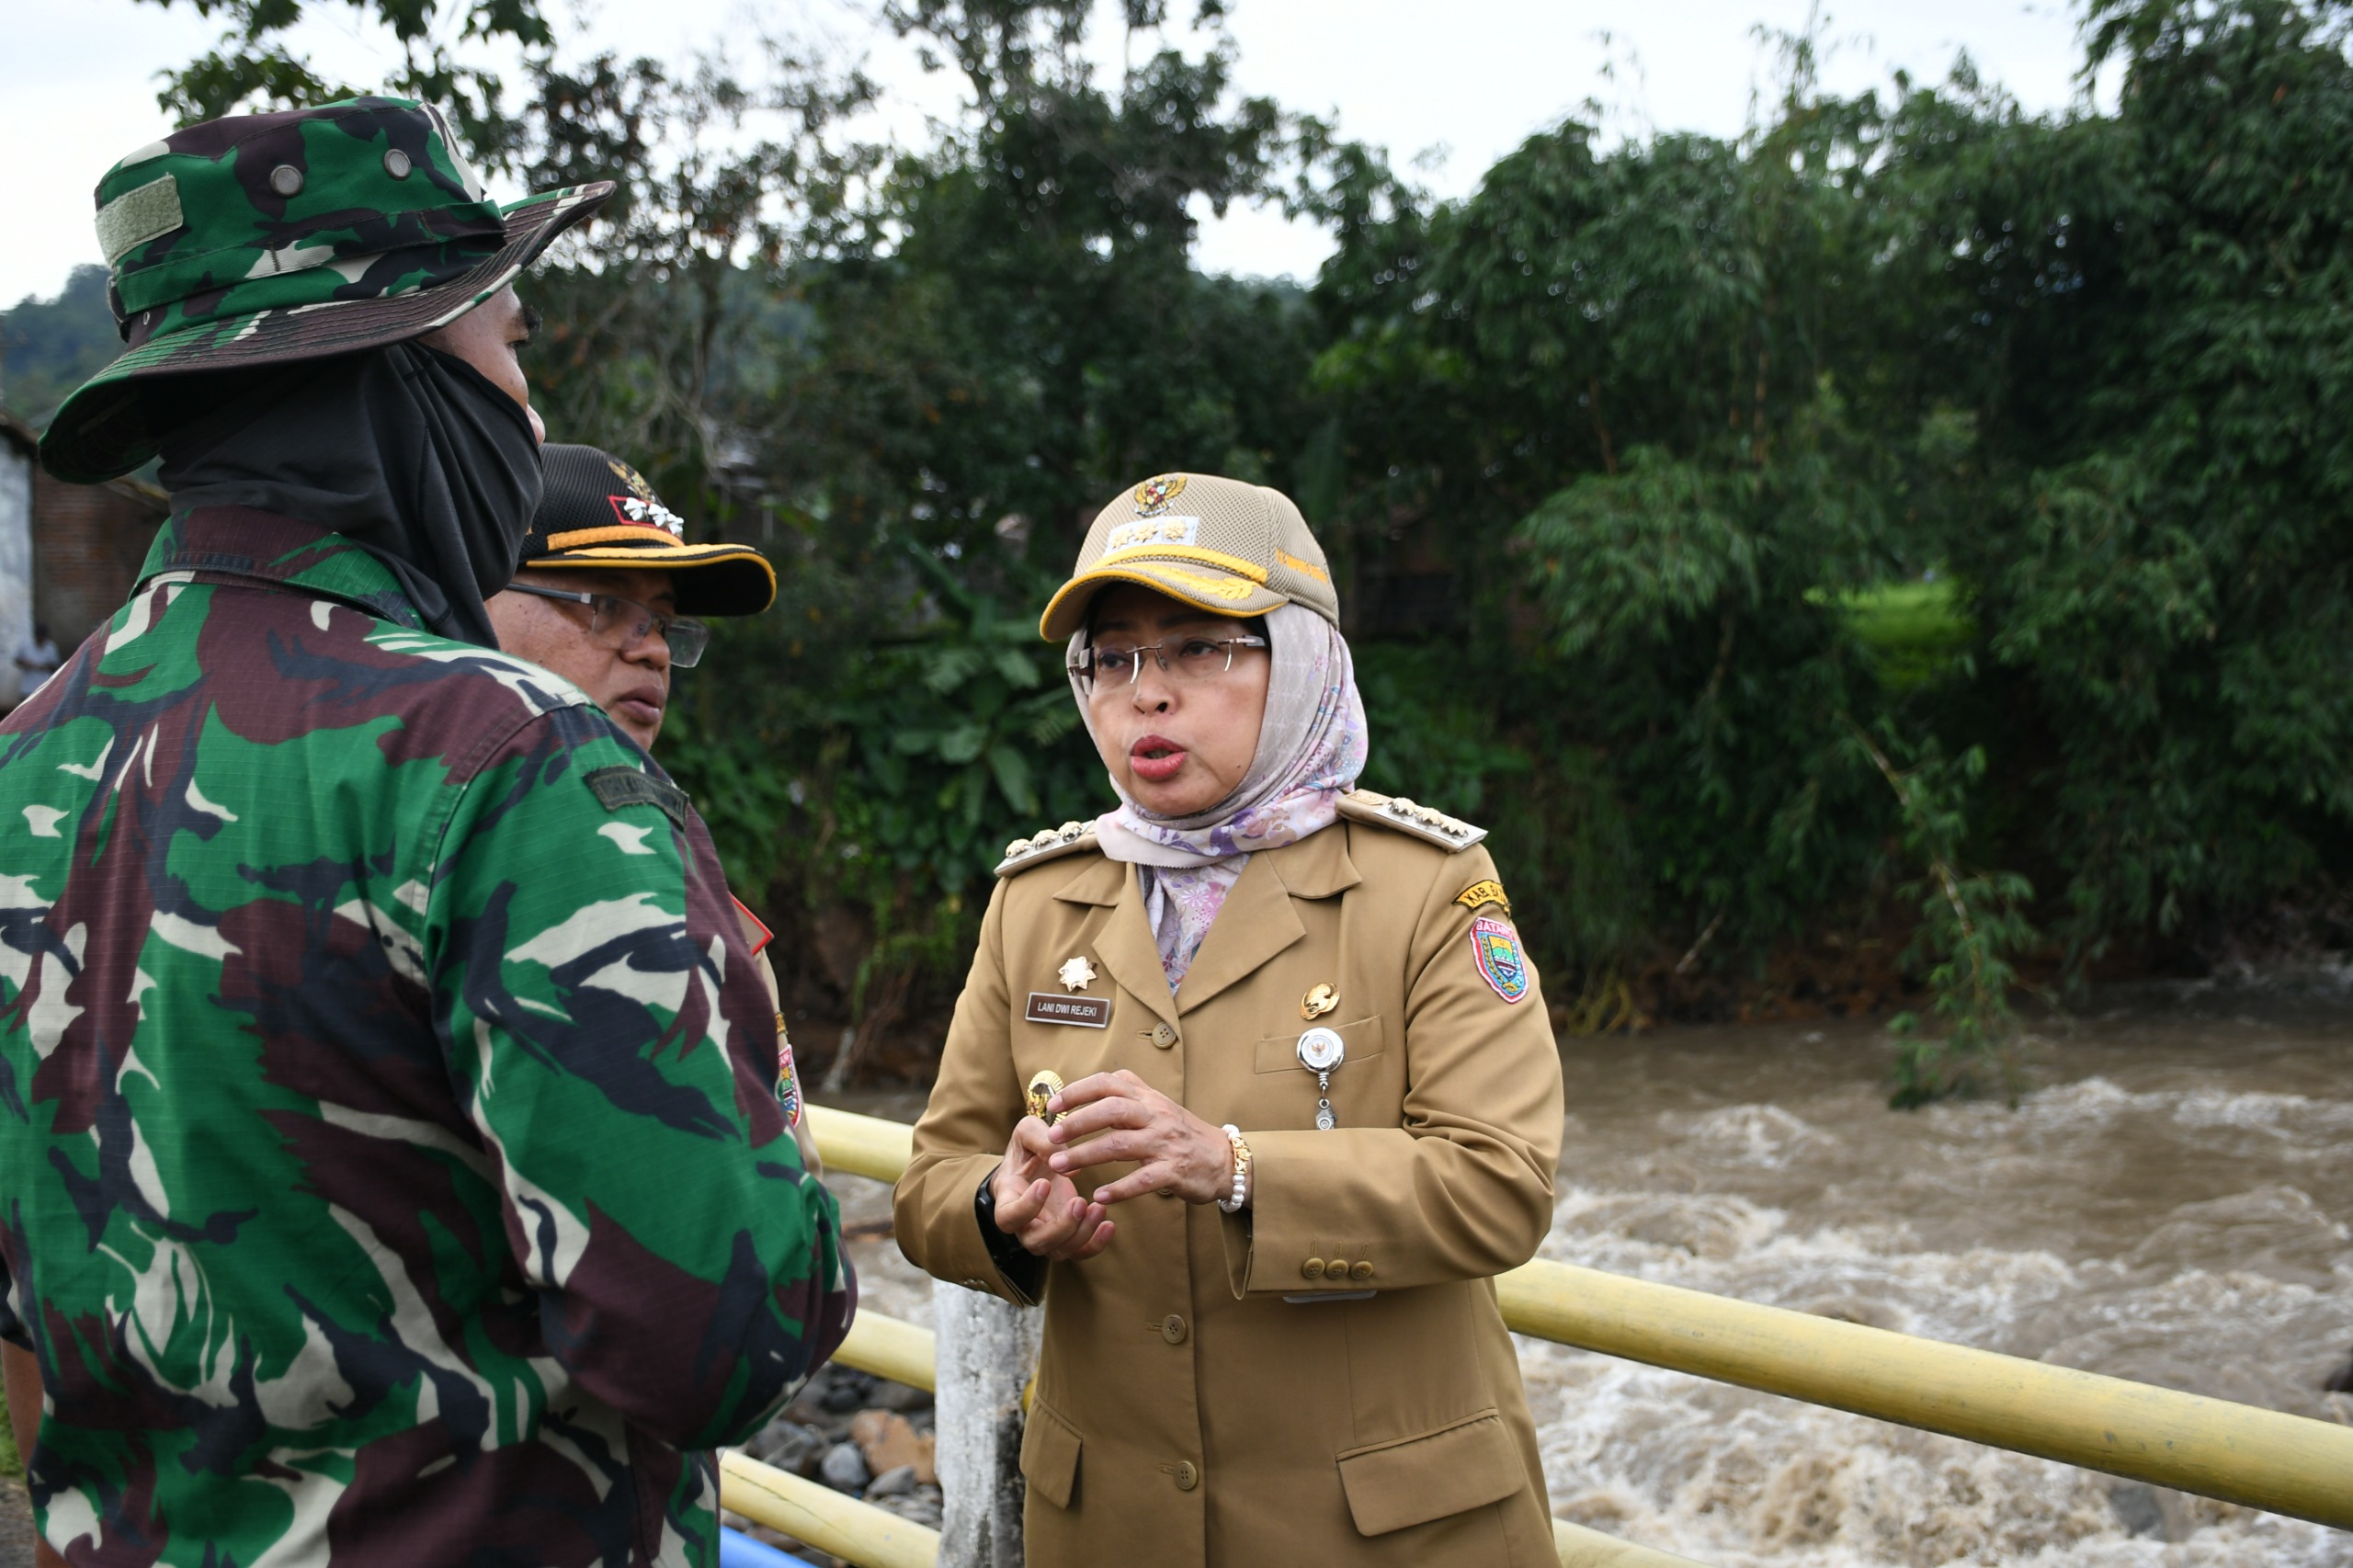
[0,415,34,710]
[0,406,168,710]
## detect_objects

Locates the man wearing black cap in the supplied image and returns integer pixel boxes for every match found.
[488,443,775,752]
[489,443,816,1149]
[0,100,848,1565]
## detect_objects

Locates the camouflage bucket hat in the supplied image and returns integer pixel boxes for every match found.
[40,96,613,484]
[1039,472,1340,641]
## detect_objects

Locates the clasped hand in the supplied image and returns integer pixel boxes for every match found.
[988,1070,1234,1259]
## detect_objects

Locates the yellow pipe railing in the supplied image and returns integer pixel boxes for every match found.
[722,1450,939,1568]
[1495,1259,2353,1532]
[833,1308,937,1393]
[807,1104,915,1184]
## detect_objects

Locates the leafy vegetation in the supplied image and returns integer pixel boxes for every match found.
[17,0,2352,1101]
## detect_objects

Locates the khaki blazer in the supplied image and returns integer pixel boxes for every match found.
[895,795,1565,1566]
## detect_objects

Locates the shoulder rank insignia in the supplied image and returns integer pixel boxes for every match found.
[1454,879,1510,916]
[1336,789,1488,852]
[995,819,1100,878]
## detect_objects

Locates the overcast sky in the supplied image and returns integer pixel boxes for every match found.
[3,0,2097,307]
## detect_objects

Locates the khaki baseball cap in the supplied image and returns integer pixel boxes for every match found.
[1039,472,1338,641]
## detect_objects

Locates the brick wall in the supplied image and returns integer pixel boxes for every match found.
[31,472,167,655]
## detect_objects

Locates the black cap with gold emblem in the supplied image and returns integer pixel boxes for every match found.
[518,443,777,617]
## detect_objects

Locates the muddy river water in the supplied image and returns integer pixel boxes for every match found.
[827,971,2353,1566]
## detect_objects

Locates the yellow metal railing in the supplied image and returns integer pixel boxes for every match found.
[723,1449,939,1568]
[731,1106,2353,1566]
[1496,1260,2353,1532]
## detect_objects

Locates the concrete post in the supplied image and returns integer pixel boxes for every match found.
[932,1281,1041,1568]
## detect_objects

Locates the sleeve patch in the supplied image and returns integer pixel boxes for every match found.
[584,765,689,829]
[1470,915,1531,1004]
[776,1021,803,1127]
[1454,879,1511,916]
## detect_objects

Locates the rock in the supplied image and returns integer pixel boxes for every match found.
[870,1486,945,1529]
[744,1420,820,1468]
[819,1370,875,1415]
[866,1380,934,1415]
[848,1409,938,1485]
[866,1464,916,1498]
[819,1441,870,1494]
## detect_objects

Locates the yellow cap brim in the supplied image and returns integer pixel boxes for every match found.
[521,540,778,617]
[1038,549,1288,641]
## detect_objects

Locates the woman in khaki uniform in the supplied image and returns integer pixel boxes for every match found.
[895,473,1563,1565]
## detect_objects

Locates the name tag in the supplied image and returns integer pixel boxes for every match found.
[1025,993,1110,1028]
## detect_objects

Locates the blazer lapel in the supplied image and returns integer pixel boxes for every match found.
[1084,863,1179,1029]
[1174,852,1305,1015]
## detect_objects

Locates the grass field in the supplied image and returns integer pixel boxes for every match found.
[1825,577,1973,690]
[0,1383,17,1480]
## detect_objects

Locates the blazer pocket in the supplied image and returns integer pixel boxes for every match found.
[1335,1409,1525,1537]
[1253,1013,1385,1074]
[1019,1397,1084,1511]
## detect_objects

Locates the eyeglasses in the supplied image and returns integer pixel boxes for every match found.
[503,581,710,668]
[1067,633,1268,698]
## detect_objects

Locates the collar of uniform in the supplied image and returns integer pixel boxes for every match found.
[135,506,428,629]
[1044,817,1361,907]
[1048,853,1129,908]
[1265,819,1362,900]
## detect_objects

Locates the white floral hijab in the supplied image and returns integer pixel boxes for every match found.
[1069,603,1370,989]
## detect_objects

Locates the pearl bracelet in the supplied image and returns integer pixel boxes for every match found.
[1217,1123,1252,1213]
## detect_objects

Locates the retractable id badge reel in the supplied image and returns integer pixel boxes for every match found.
[1296,1027,1345,1130]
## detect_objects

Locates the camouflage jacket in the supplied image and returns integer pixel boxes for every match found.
[0,507,849,1565]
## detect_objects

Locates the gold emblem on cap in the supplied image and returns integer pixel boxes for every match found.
[606,458,656,501]
[1027,1069,1066,1125]
[1301,983,1338,1020]
[1058,956,1097,992]
[1133,473,1188,517]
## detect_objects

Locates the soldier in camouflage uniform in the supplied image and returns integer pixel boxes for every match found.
[0,98,850,1565]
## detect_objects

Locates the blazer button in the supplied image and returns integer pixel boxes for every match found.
[1349,1261,1375,1281]
[1161,1313,1188,1344]
[1173,1460,1199,1492]
[1301,1258,1325,1279]
[1148,1022,1177,1049]
[1325,1258,1349,1278]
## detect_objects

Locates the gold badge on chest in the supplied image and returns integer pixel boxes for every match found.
[1301,983,1338,1019]
[1027,1069,1066,1126]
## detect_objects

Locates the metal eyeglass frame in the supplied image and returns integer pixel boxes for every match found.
[1067,633,1269,697]
[502,581,710,668]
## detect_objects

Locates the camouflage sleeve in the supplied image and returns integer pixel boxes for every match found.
[426,705,850,1449]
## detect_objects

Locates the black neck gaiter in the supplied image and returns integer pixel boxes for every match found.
[156,341,544,648]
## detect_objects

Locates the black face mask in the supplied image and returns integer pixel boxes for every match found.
[156,341,545,648]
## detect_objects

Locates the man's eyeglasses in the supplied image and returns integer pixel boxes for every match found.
[1067,633,1268,698]
[503,582,710,668]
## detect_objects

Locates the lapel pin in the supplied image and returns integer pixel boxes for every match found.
[1058,956,1097,992]
[1301,983,1338,1019]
